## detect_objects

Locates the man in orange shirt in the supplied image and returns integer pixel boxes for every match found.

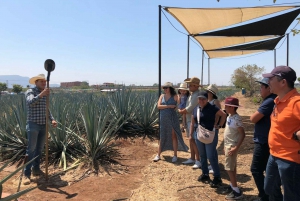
[262,66,300,201]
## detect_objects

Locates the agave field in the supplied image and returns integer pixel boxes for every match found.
[0,87,237,172]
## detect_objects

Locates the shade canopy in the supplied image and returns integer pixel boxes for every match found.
[164,6,297,35]
[197,8,300,37]
[194,36,274,50]
[206,50,265,59]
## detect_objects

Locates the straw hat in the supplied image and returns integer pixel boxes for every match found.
[205,84,218,99]
[162,82,174,89]
[177,82,188,90]
[184,77,201,86]
[29,74,46,85]
[224,97,241,107]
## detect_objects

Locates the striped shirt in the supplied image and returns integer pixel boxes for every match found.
[25,87,54,125]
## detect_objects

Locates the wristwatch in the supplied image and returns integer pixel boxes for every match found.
[293,131,300,141]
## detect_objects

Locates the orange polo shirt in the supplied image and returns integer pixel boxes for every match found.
[269,88,300,164]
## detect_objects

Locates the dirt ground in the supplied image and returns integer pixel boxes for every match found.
[1,92,260,201]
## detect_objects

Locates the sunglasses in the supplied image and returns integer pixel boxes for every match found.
[163,87,168,89]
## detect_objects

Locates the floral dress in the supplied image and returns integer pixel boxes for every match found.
[159,95,188,152]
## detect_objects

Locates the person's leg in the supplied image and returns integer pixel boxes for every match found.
[198,141,208,175]
[276,157,300,201]
[264,155,283,201]
[251,143,269,200]
[171,129,178,157]
[32,124,46,172]
[206,130,221,178]
[227,169,237,187]
[24,122,40,177]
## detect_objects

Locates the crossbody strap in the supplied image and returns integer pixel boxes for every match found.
[197,107,200,126]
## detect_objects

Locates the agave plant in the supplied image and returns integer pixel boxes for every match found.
[134,92,159,137]
[108,87,139,136]
[0,95,27,163]
[48,94,83,170]
[78,98,124,172]
[0,154,37,201]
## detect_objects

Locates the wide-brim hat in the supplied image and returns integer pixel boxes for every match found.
[205,84,218,98]
[162,82,174,89]
[29,74,46,84]
[184,77,201,86]
[224,97,241,107]
[177,82,188,90]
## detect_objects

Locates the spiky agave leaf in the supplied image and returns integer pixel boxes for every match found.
[108,87,139,136]
[78,98,124,172]
[134,92,159,137]
[48,93,83,169]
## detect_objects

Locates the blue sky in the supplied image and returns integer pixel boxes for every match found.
[0,0,299,86]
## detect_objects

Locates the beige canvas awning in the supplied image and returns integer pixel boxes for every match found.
[194,36,275,50]
[164,6,296,35]
[206,50,266,59]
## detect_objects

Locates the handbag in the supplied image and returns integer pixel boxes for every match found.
[196,107,215,144]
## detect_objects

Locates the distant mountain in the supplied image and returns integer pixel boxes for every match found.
[0,75,60,88]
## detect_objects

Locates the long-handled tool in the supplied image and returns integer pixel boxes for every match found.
[15,154,28,201]
[44,59,55,181]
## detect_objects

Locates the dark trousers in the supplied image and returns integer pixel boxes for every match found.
[250,143,269,200]
[264,154,300,201]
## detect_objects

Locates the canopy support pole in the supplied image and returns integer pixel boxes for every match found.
[274,49,276,68]
[287,33,289,66]
[187,35,190,79]
[208,58,210,85]
[158,5,161,134]
[201,50,204,86]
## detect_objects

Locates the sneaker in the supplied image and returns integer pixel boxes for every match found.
[225,189,243,200]
[172,156,177,163]
[23,176,31,185]
[32,169,45,177]
[192,160,201,169]
[182,158,195,164]
[208,165,214,174]
[221,186,233,194]
[198,174,210,182]
[153,155,160,162]
[210,177,222,188]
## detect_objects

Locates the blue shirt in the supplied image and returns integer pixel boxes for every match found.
[253,94,277,144]
[193,103,220,131]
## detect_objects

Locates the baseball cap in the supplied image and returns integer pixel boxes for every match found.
[197,91,208,99]
[255,77,269,86]
[262,66,296,83]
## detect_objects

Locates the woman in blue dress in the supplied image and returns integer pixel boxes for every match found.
[153,82,188,163]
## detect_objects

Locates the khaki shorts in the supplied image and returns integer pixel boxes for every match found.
[224,145,238,171]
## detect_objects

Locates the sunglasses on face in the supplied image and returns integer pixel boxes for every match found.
[163,87,168,89]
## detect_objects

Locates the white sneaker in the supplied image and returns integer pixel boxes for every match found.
[182,158,195,164]
[172,156,177,163]
[153,155,160,162]
[208,165,214,174]
[192,160,201,169]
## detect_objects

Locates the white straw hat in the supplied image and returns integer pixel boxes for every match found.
[29,74,46,84]
[177,82,188,90]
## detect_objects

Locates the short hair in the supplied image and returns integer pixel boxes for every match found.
[276,76,294,88]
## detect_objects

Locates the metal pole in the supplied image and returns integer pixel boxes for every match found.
[44,59,55,181]
[208,58,210,85]
[158,5,161,136]
[287,33,289,66]
[201,50,204,86]
[187,35,190,79]
[274,49,276,68]
[45,73,50,181]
